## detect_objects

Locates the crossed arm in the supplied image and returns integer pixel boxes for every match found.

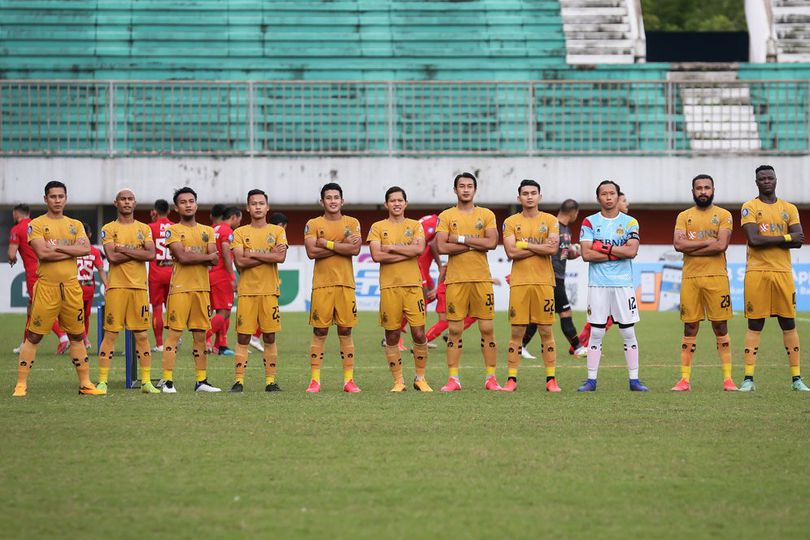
[581,238,639,262]
[743,223,804,250]
[369,237,425,263]
[168,241,218,265]
[305,235,362,260]
[503,233,559,260]
[673,228,731,257]
[437,229,499,255]
[104,241,156,264]
[30,237,90,261]
[232,244,288,270]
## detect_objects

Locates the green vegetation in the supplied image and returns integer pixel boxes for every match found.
[2,310,809,539]
[643,0,748,31]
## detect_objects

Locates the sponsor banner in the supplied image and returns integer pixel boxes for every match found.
[2,246,808,313]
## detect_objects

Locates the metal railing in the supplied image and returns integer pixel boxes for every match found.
[1,79,808,156]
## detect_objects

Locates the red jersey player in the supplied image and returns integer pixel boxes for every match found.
[417,213,442,301]
[148,199,174,351]
[207,206,241,356]
[7,203,69,354]
[76,223,108,348]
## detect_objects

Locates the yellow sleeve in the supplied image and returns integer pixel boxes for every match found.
[675,211,687,231]
[788,203,801,226]
[550,217,560,234]
[101,223,114,245]
[484,209,497,230]
[28,218,43,242]
[720,209,733,231]
[205,226,216,248]
[367,222,380,243]
[436,211,450,233]
[502,217,516,239]
[303,219,317,240]
[164,225,179,246]
[142,223,153,241]
[351,217,361,237]
[231,228,244,250]
[73,219,88,242]
[741,202,756,225]
[413,221,425,240]
[277,226,288,246]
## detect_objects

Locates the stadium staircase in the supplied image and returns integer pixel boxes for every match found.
[772,0,810,62]
[559,0,644,64]
[668,67,761,152]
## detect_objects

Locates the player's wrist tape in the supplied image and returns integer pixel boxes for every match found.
[457,235,466,245]
[785,234,792,242]
[326,240,335,250]
[516,241,529,249]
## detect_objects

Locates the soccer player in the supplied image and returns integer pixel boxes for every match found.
[148,199,174,351]
[671,175,737,392]
[739,165,809,392]
[247,212,290,352]
[8,203,70,354]
[368,186,432,392]
[577,180,648,392]
[12,181,104,396]
[303,183,362,393]
[230,189,288,392]
[207,206,241,356]
[96,189,160,394]
[520,199,588,360]
[502,180,561,392]
[436,172,500,392]
[159,187,221,393]
[76,223,108,349]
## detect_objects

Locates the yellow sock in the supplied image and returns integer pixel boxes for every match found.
[192,334,207,381]
[744,330,761,377]
[716,334,732,380]
[784,329,801,377]
[162,330,181,382]
[97,331,116,384]
[506,332,522,379]
[448,366,459,378]
[163,370,173,382]
[134,331,152,385]
[309,333,326,382]
[141,367,151,385]
[195,369,206,383]
[263,341,278,384]
[234,343,248,384]
[98,367,110,384]
[339,334,355,383]
[480,325,497,376]
[385,344,403,384]
[680,336,697,382]
[412,341,428,379]
[17,340,37,386]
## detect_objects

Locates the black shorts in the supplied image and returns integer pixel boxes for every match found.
[554,278,571,313]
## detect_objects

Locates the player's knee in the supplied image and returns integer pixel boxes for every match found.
[510,325,526,340]
[618,326,636,342]
[313,327,329,337]
[236,334,251,346]
[748,319,765,332]
[538,325,554,340]
[778,317,796,331]
[67,333,83,342]
[27,332,44,345]
[410,327,426,343]
[262,333,276,344]
[336,326,352,337]
[683,322,699,337]
[384,330,401,346]
[710,321,728,336]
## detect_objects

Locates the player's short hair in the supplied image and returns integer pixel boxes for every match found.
[269,212,288,226]
[692,174,714,187]
[173,187,197,205]
[44,180,67,196]
[453,172,477,190]
[385,186,407,202]
[153,199,170,215]
[320,182,343,200]
[210,204,227,219]
[517,179,541,194]
[223,206,242,220]
[13,203,30,215]
[755,164,775,175]
[247,189,268,203]
[596,180,621,197]
[559,199,579,213]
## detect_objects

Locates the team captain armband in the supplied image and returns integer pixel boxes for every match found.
[627,231,640,241]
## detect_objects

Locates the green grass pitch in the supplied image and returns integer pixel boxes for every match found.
[2,310,809,539]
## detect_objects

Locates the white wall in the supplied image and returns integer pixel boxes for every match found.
[2,156,810,207]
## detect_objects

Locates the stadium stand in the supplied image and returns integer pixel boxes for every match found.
[559,0,645,64]
[772,0,810,62]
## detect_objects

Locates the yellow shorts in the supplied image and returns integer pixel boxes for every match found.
[679,275,732,323]
[744,271,796,319]
[103,288,150,332]
[445,281,494,321]
[166,291,211,331]
[509,284,555,326]
[27,281,84,336]
[309,286,357,328]
[236,294,281,335]
[379,286,426,330]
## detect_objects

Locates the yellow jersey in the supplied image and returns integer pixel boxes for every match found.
[367,218,424,289]
[165,222,216,294]
[305,215,361,289]
[741,198,800,273]
[502,211,559,286]
[27,214,87,285]
[231,223,288,296]
[100,220,153,290]
[437,206,497,284]
[675,205,733,278]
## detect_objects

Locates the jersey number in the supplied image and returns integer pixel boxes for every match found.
[544,299,555,313]
[417,299,425,314]
[272,306,280,321]
[484,293,494,307]
[628,297,637,311]
[720,295,731,309]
